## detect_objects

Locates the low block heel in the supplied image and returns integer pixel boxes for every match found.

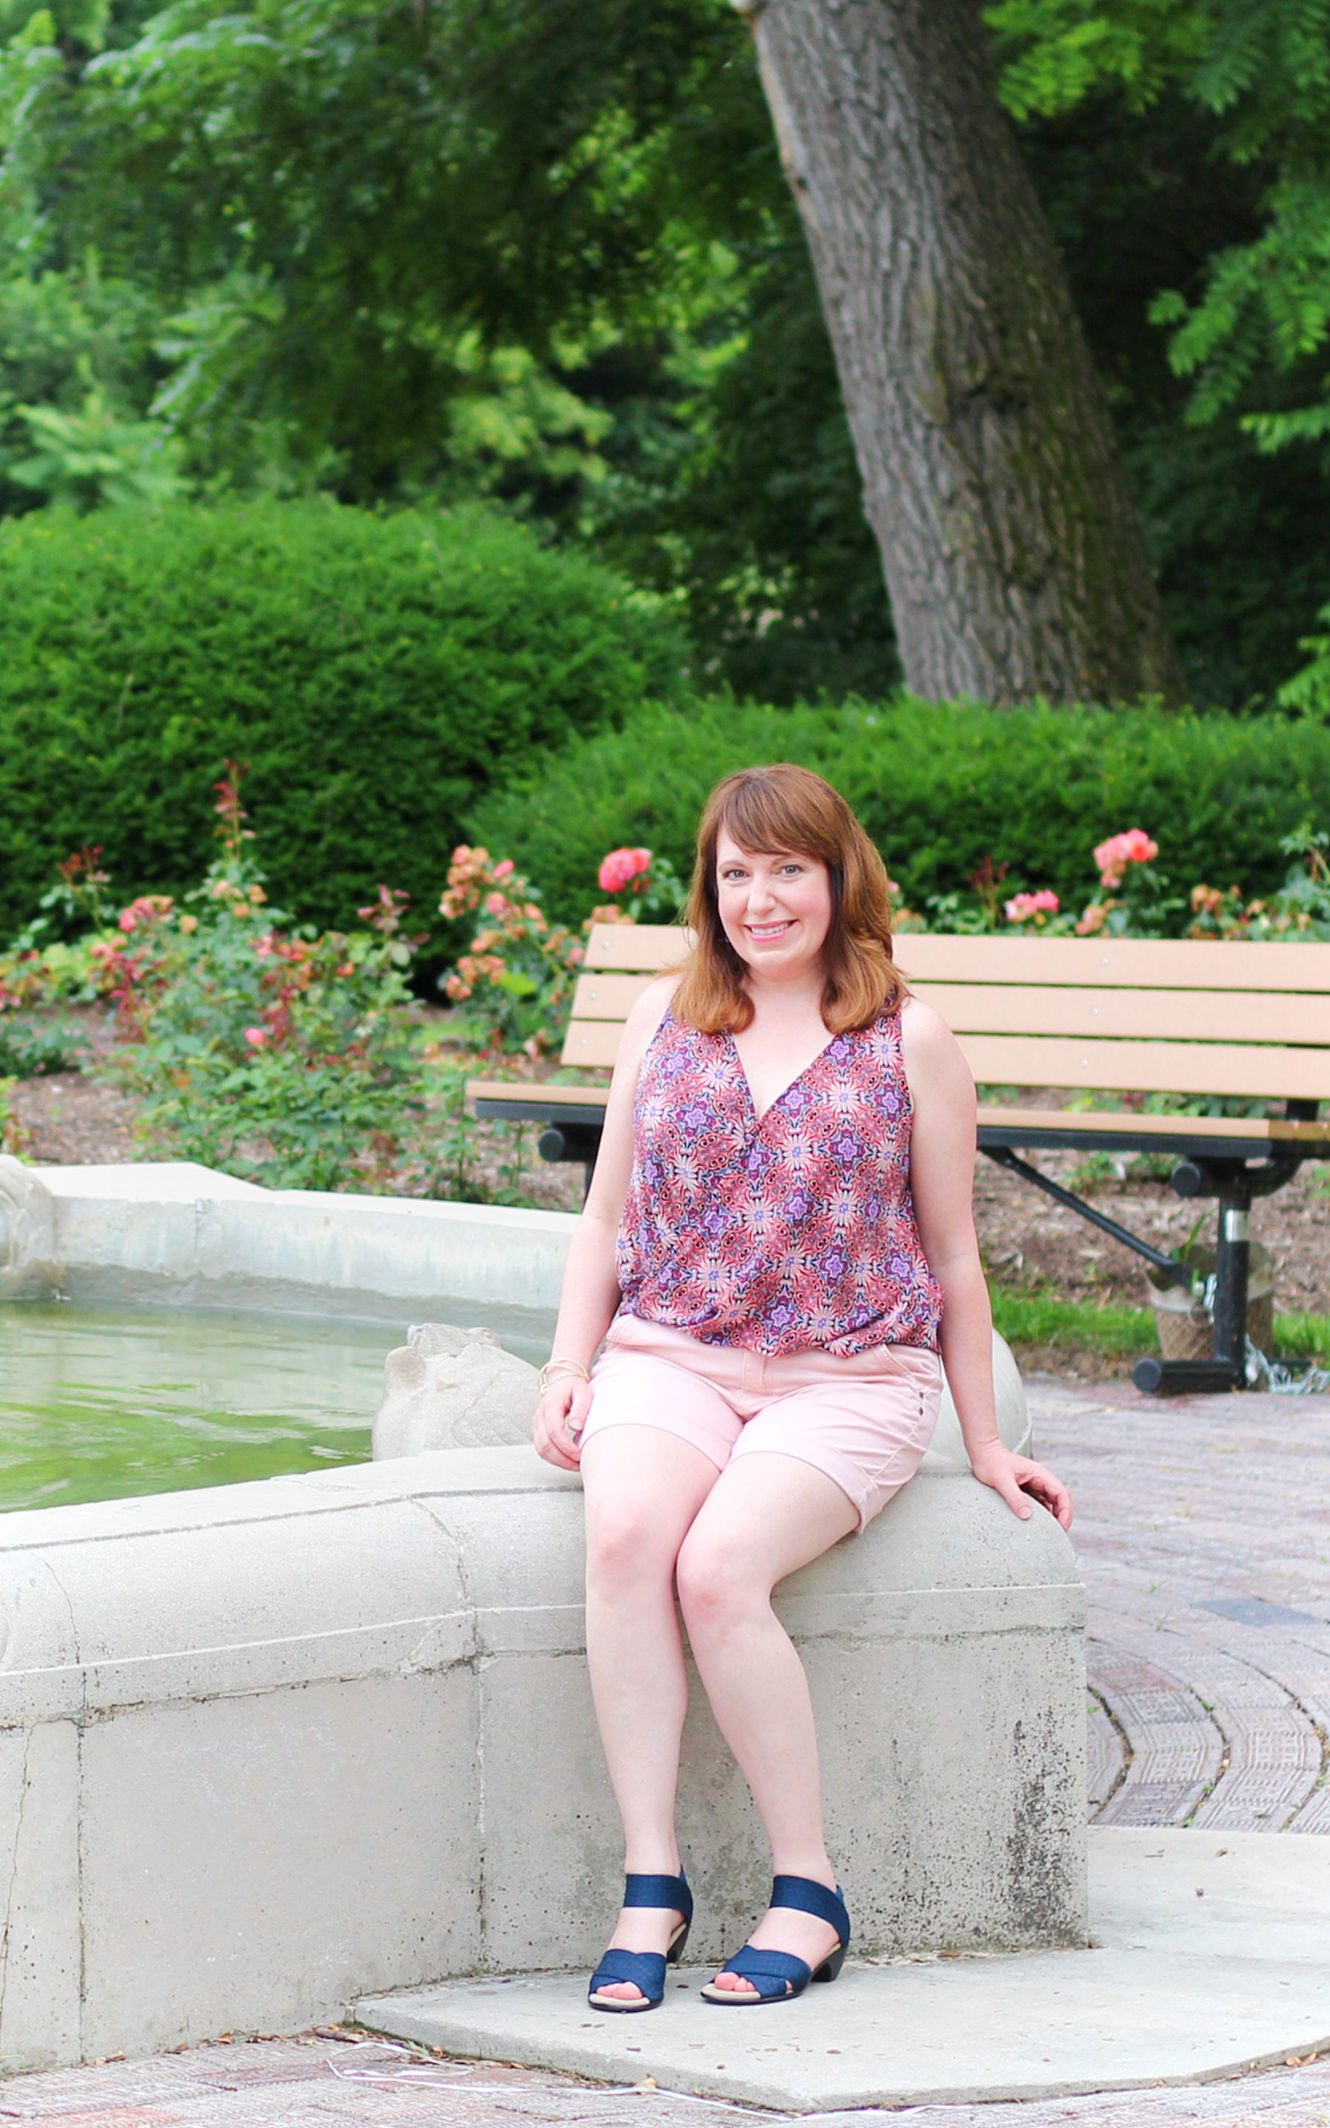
[813,1943,846,1984]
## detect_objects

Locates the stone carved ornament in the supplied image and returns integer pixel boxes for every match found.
[0,1155,60,1298]
[373,1321,539,1459]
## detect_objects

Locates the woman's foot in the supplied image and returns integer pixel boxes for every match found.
[588,1872,692,2011]
[703,1874,849,2003]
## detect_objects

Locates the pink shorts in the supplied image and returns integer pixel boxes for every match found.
[580,1314,943,1531]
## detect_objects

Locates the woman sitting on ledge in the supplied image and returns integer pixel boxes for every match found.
[533,763,1072,2011]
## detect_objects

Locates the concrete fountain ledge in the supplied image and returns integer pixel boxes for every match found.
[0,1160,1086,2074]
[0,1156,574,1321]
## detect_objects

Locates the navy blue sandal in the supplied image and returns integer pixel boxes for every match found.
[700,1875,849,2005]
[587,1871,693,2014]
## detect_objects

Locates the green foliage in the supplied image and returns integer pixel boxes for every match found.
[6,0,1330,707]
[469,694,1330,930]
[586,238,901,705]
[989,1,1330,460]
[0,270,169,515]
[88,769,508,1195]
[5,375,181,506]
[0,1014,76,1073]
[1278,602,1330,715]
[0,499,686,956]
[0,0,753,495]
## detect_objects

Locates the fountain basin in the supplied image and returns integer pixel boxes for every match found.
[0,1160,1086,2070]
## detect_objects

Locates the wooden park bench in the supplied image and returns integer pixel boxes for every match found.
[470,925,1330,1395]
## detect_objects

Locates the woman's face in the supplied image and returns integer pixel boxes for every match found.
[714,832,834,981]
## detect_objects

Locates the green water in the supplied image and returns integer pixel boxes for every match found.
[0,1303,397,1512]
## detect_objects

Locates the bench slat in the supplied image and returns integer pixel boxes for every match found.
[582,924,1330,994]
[562,1020,627,1068]
[977,1106,1330,1143]
[899,934,1330,990]
[916,982,1330,1046]
[469,1078,609,1111]
[558,1020,1330,1095]
[584,923,692,971]
[569,972,658,1021]
[958,1033,1330,1101]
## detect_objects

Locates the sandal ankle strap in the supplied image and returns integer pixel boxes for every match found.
[771,1874,849,1942]
[623,1871,692,1918]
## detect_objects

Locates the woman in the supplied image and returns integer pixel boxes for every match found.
[533,764,1072,2012]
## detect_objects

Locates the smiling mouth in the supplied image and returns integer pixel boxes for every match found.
[746,922,793,940]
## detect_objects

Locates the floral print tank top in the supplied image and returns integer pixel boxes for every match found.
[616,1007,942,1356]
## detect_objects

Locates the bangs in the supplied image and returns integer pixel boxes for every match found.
[709,769,842,866]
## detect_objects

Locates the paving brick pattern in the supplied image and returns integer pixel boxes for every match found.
[4,2030,1330,2128]
[3,1377,1327,2126]
[1021,1378,1330,1834]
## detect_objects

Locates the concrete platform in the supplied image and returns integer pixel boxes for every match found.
[357,1827,1330,2113]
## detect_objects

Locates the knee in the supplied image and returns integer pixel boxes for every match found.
[585,1499,680,1592]
[675,1532,765,1634]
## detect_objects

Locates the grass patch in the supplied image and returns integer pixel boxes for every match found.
[991,1291,1152,1359]
[990,1289,1330,1373]
[1271,1312,1330,1362]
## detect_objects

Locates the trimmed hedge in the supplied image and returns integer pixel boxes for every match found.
[0,500,686,947]
[468,695,1330,924]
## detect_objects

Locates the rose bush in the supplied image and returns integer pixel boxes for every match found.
[1004,889,1060,926]
[909,821,1330,944]
[72,769,516,1197]
[439,841,685,1055]
[439,844,603,1056]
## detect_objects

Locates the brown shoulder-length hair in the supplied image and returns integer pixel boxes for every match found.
[672,763,905,1035]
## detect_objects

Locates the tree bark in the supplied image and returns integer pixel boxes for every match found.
[732,0,1187,706]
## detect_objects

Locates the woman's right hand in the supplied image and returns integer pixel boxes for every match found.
[532,1374,593,1470]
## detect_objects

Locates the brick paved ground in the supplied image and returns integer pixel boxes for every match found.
[2,1376,1327,2127]
[1021,1377,1330,1835]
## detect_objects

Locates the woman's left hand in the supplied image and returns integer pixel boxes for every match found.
[968,1439,1073,1530]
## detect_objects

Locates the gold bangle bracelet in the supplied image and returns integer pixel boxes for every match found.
[539,1357,591,1394]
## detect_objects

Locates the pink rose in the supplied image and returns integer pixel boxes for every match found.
[1005,889,1059,924]
[493,859,515,880]
[1093,829,1158,888]
[243,1026,268,1048]
[598,846,652,894]
[483,891,509,916]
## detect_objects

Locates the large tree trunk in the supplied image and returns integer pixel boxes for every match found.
[732,0,1186,706]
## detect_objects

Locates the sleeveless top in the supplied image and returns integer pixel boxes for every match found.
[616,1008,942,1356]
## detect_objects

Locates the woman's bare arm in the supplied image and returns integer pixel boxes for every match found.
[900,998,1072,1529]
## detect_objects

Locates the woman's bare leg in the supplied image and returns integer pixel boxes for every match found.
[579,1423,720,1999]
[675,1451,858,1995]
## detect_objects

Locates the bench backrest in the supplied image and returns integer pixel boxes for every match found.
[563,926,1330,1103]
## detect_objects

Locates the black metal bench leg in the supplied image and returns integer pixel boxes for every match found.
[537,1122,602,1203]
[1135,1154,1296,1393]
[1211,1192,1252,1377]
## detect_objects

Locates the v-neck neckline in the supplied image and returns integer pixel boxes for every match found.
[726,1026,842,1126]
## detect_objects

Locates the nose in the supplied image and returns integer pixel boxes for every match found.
[747,870,777,913]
